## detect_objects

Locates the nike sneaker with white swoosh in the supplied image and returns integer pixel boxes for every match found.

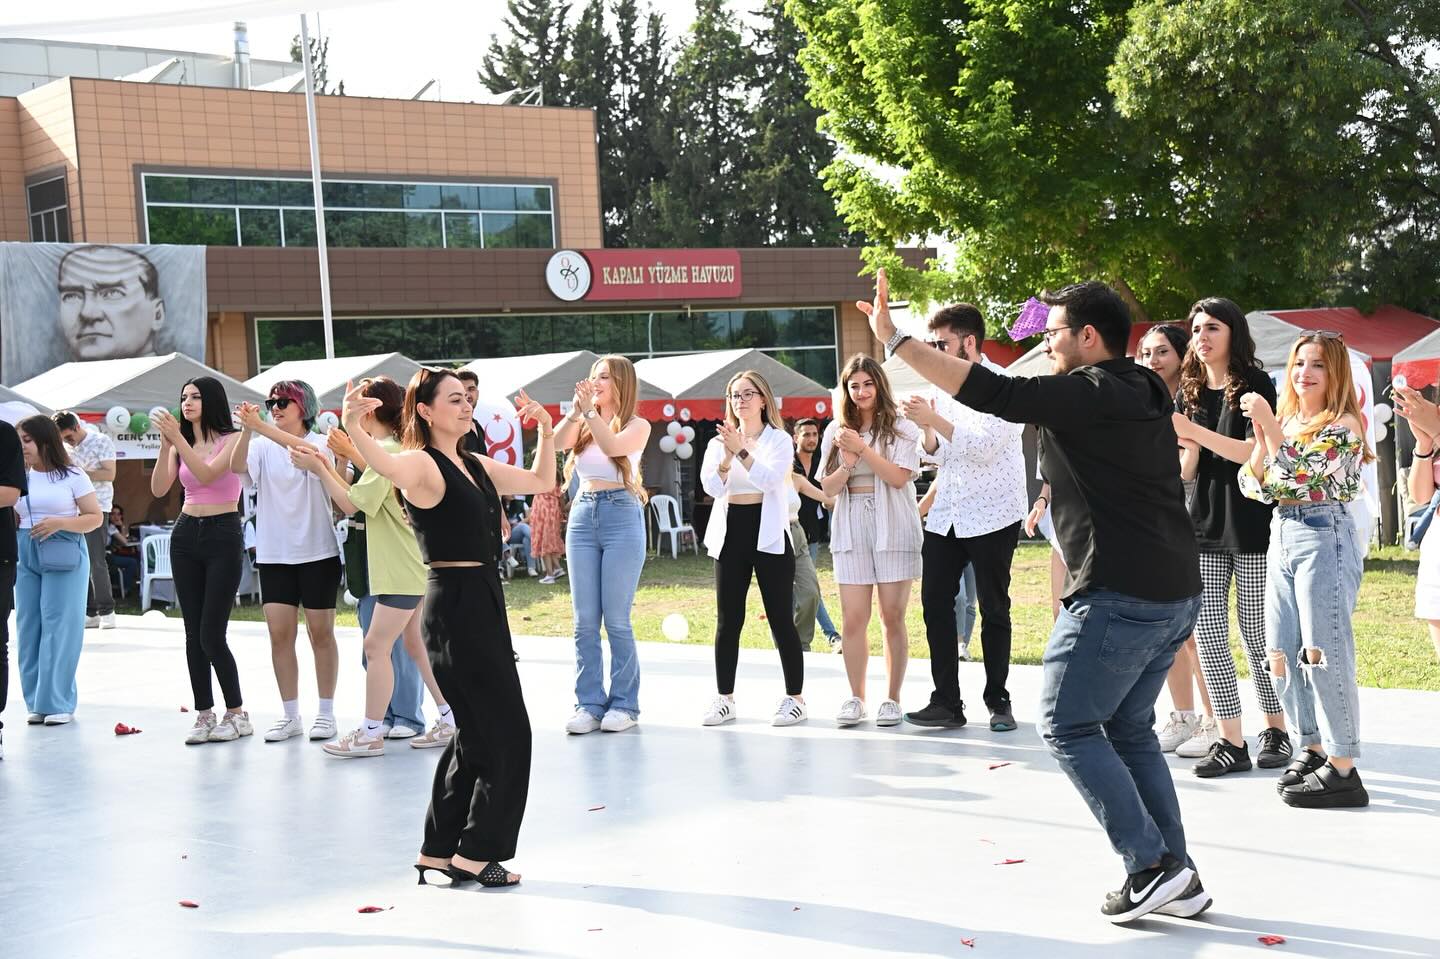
[1153,875,1213,918]
[1100,854,1195,924]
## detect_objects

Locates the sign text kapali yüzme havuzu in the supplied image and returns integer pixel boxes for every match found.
[600,262,738,286]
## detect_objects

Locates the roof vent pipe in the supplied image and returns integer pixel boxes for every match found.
[233,21,252,89]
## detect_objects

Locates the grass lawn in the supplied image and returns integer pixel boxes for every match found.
[128,542,1440,691]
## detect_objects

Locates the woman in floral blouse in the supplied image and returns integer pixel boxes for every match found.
[1238,332,1372,809]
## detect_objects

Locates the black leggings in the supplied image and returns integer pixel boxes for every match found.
[714,503,804,696]
[170,513,245,711]
[421,566,531,863]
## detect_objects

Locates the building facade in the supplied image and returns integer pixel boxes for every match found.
[3,75,921,387]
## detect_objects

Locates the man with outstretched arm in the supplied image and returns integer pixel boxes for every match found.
[861,269,1206,923]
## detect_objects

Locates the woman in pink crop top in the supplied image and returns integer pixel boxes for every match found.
[150,376,251,746]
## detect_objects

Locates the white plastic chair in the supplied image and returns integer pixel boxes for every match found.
[649,494,697,559]
[141,533,174,612]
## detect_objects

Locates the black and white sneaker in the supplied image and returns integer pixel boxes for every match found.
[1275,749,1326,793]
[1100,855,1195,923]
[1152,875,1213,918]
[1192,738,1253,778]
[1255,727,1293,769]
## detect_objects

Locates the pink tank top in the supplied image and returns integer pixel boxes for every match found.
[179,440,242,506]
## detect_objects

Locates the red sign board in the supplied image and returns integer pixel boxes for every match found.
[546,249,742,302]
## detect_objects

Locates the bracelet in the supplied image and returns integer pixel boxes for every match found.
[1416,448,1434,459]
[540,430,554,439]
[1035,495,1049,508]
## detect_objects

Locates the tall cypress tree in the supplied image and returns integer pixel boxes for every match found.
[606,1,672,246]
[479,0,573,103]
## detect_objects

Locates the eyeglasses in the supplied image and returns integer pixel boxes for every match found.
[728,390,762,403]
[264,397,293,411]
[1041,326,1077,342]
[1300,329,1344,340]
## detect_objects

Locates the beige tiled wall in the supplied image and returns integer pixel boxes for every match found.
[11,80,81,241]
[65,78,602,247]
[0,98,27,240]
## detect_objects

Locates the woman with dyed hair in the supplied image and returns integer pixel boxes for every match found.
[554,355,651,735]
[150,376,249,744]
[699,370,807,726]
[230,379,343,744]
[1240,332,1373,807]
[819,354,923,728]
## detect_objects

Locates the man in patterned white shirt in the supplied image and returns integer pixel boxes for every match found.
[55,412,118,629]
[901,305,1028,732]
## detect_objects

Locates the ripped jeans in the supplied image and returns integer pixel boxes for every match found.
[1265,502,1363,758]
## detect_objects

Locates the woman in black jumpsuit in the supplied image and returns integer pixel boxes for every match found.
[342,369,554,887]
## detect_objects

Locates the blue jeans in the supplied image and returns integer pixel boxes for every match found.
[954,562,977,644]
[1038,588,1203,874]
[806,541,838,637]
[357,594,425,733]
[1266,503,1363,757]
[567,489,646,718]
[15,531,90,715]
[508,523,533,571]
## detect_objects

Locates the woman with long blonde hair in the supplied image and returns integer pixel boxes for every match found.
[819,354,923,727]
[699,370,807,726]
[1239,333,1373,808]
[554,355,652,735]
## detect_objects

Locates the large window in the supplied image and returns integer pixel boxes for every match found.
[256,308,839,386]
[27,176,70,242]
[142,174,555,249]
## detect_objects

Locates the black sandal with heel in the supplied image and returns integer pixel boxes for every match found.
[413,863,451,885]
[446,861,521,887]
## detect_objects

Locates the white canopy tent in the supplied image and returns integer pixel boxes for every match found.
[461,351,671,418]
[0,383,51,425]
[246,352,424,410]
[635,349,834,421]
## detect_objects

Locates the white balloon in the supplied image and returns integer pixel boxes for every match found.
[666,420,683,437]
[661,612,689,641]
[679,407,692,421]
[315,410,340,435]
[106,406,130,433]
[342,590,358,607]
[1393,374,1409,390]
[1375,423,1388,444]
[141,608,167,623]
[675,442,694,460]
[680,425,696,443]
[659,434,677,454]
[1373,402,1393,424]
[662,403,676,418]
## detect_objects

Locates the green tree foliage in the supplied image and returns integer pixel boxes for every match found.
[480,0,573,102]
[605,0,674,246]
[289,32,344,95]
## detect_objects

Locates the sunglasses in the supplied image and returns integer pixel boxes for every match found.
[1300,329,1344,340]
[264,397,293,411]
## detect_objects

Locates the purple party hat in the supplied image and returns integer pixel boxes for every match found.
[1008,297,1049,340]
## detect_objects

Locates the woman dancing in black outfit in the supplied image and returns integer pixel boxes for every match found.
[342,369,554,887]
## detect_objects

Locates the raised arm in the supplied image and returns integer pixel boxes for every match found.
[340,383,442,496]
[229,402,260,477]
[151,441,180,497]
[471,390,557,496]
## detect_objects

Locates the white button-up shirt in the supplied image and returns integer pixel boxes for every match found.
[923,355,1028,539]
[69,426,116,513]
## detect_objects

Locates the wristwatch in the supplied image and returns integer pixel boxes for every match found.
[884,329,912,357]
[738,449,751,463]
[583,409,599,419]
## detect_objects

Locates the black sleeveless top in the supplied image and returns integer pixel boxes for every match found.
[402,447,502,564]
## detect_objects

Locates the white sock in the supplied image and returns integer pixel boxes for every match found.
[282,699,300,720]
[318,698,334,719]
[438,704,455,727]
[1178,710,1196,720]
[362,717,385,738]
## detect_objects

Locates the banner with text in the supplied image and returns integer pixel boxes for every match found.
[545,249,742,302]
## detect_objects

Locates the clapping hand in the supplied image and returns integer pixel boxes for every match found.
[856,267,897,343]
[152,408,183,443]
[341,379,380,430]
[1238,391,1276,427]
[1394,384,1440,440]
[835,427,866,455]
[236,402,264,431]
[327,427,359,462]
[573,380,596,415]
[289,444,325,473]
[514,388,552,430]
[902,395,938,428]
[716,422,746,455]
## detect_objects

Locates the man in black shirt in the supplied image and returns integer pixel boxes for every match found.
[0,418,27,760]
[863,272,1206,924]
[791,418,839,647]
[456,369,484,455]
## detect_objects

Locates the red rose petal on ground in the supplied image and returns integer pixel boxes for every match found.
[1259,936,1286,946]
[961,938,975,948]
[357,906,389,914]
[114,722,141,735]
[588,805,605,811]
[180,706,190,712]
[178,900,199,908]
[792,906,800,912]
[995,859,1025,865]
[988,762,1012,770]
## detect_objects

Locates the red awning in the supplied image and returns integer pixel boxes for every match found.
[1260,307,1437,362]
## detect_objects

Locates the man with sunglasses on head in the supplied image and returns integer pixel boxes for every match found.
[901,304,1027,734]
[863,271,1205,924]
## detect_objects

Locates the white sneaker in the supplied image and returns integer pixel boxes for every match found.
[1158,711,1202,753]
[836,697,866,727]
[323,728,385,758]
[410,720,454,748]
[209,711,252,742]
[554,567,566,578]
[26,713,44,725]
[85,616,99,629]
[772,696,807,727]
[308,715,337,741]
[263,716,304,742]
[1174,716,1220,758]
[565,708,602,735]
[876,700,902,727]
[538,574,558,585]
[600,709,637,733]
[387,725,420,740]
[702,696,736,726]
[99,613,117,630]
[185,712,217,745]
[957,639,971,662]
[43,713,73,725]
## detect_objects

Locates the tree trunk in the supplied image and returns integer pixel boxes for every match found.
[1111,278,1152,326]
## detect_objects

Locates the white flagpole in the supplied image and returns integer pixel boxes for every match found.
[299,12,335,359]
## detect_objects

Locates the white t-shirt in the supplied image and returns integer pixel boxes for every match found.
[16,468,94,529]
[243,432,339,565]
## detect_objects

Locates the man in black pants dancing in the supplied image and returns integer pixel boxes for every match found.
[863,271,1207,923]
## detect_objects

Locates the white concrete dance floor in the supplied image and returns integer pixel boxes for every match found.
[2,615,1438,959]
